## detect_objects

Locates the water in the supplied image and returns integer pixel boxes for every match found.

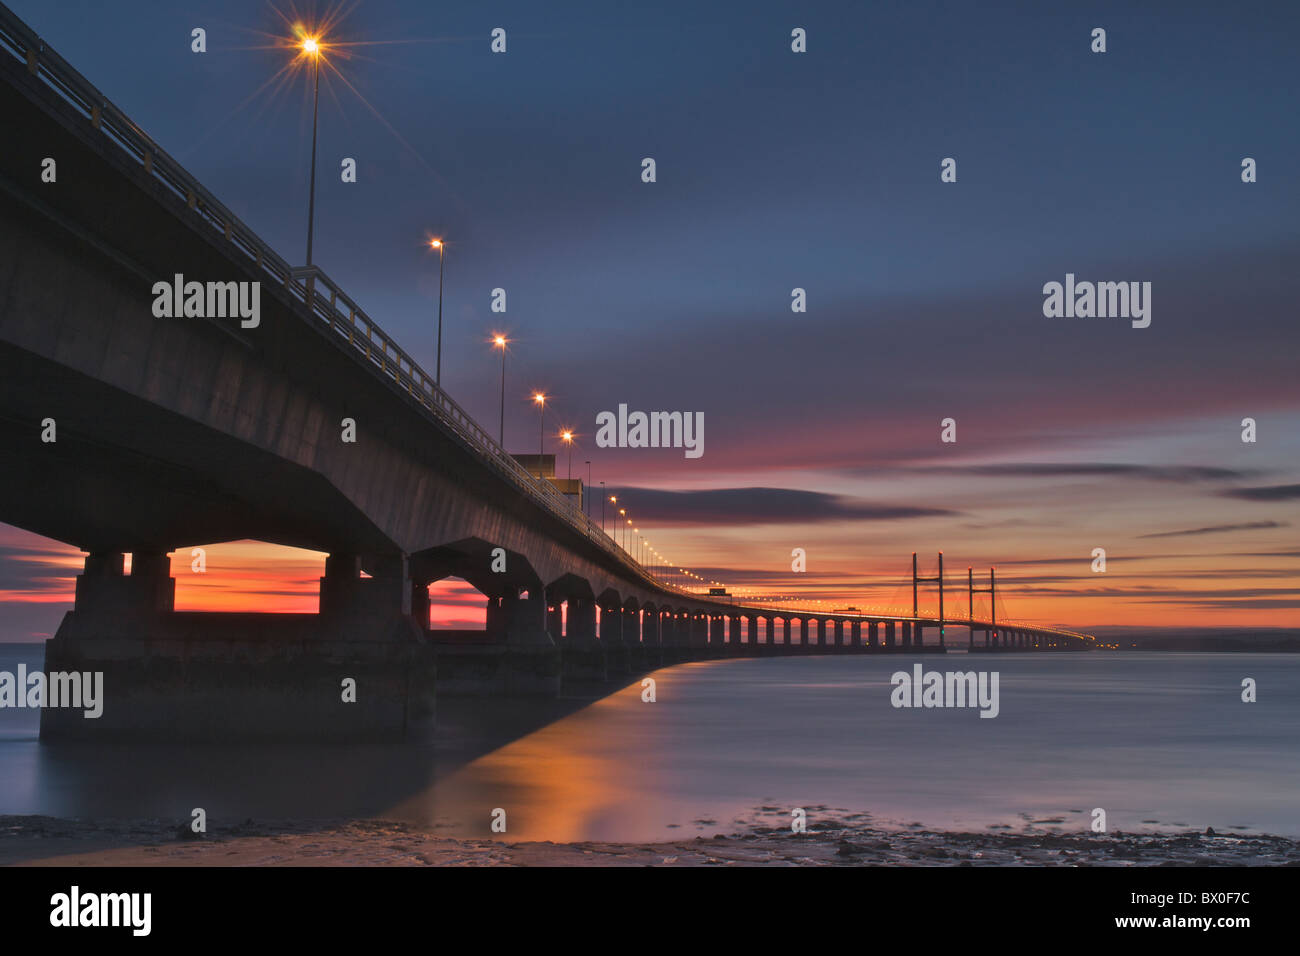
[2,644,1297,842]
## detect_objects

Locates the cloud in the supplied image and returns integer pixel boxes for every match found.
[1221,484,1300,501]
[602,487,956,527]
[1137,521,1286,539]
[917,463,1254,482]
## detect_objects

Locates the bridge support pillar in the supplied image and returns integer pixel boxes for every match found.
[600,602,631,673]
[643,610,660,645]
[915,623,925,647]
[411,583,430,631]
[868,621,878,648]
[691,613,709,647]
[900,621,912,648]
[546,602,564,640]
[763,616,774,650]
[884,621,896,649]
[45,550,435,741]
[851,620,862,651]
[70,550,175,620]
[320,553,415,627]
[709,615,726,649]
[560,597,605,684]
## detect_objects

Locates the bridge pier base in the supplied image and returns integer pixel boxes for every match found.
[599,601,629,675]
[42,551,436,741]
[560,598,606,683]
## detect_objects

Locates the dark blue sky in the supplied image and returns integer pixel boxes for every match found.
[3,0,1298,632]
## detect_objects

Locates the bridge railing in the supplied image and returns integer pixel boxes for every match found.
[0,2,691,596]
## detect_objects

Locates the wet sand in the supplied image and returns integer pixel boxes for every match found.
[5,813,1298,866]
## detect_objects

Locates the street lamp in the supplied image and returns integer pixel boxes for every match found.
[560,430,574,480]
[619,508,626,548]
[430,238,446,384]
[584,461,591,517]
[301,34,323,267]
[602,485,608,531]
[533,393,546,476]
[492,334,507,445]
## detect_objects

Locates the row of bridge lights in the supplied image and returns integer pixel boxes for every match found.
[286,32,799,601]
[291,33,1079,642]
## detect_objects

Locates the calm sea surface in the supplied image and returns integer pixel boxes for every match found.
[2,644,1297,842]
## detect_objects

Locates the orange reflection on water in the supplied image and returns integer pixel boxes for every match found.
[388,683,663,843]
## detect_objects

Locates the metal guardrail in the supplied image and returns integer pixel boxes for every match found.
[0,3,1091,642]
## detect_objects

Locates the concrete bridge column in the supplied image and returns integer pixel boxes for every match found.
[665,613,683,647]
[320,552,418,641]
[900,621,912,648]
[71,551,176,620]
[558,597,604,684]
[600,604,623,644]
[915,623,925,647]
[726,614,741,648]
[851,621,862,650]
[814,619,826,648]
[868,621,878,648]
[709,614,726,647]
[764,616,775,648]
[643,610,660,645]
[499,588,552,645]
[691,612,709,647]
[411,584,431,631]
[600,601,631,672]
[799,618,810,647]
[884,621,896,649]
[569,598,597,643]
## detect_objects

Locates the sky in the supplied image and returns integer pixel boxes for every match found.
[2,0,1298,639]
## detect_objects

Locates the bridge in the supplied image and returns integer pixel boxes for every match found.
[0,4,1094,740]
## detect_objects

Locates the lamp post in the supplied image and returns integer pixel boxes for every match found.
[492,334,507,445]
[560,431,574,480]
[602,486,608,531]
[302,36,322,267]
[533,393,546,477]
[585,461,592,517]
[430,239,446,385]
[619,509,626,548]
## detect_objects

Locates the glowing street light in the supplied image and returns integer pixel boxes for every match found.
[533,393,546,476]
[560,430,574,479]
[430,238,447,384]
[492,334,507,445]
[300,33,324,268]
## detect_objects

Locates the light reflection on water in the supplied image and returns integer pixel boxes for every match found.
[3,646,1298,842]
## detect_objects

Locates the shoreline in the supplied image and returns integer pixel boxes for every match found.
[4,814,1298,867]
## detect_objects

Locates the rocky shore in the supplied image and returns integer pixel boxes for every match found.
[4,813,1297,866]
